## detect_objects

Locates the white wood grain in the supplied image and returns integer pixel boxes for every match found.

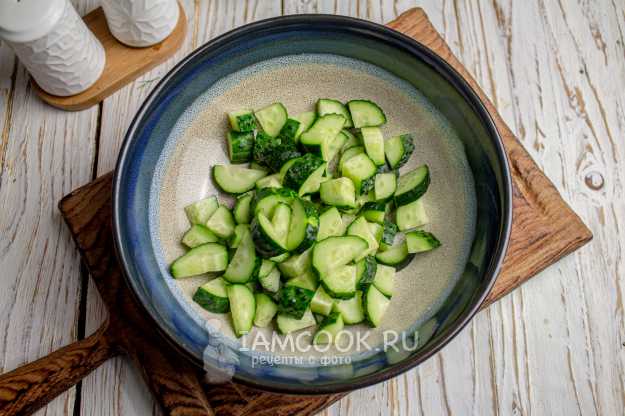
[1,0,623,415]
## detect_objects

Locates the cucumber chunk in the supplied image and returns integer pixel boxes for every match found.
[285,270,318,292]
[228,109,256,132]
[375,240,413,269]
[259,266,281,293]
[254,293,278,327]
[258,259,276,278]
[283,154,325,192]
[276,308,315,334]
[313,312,344,345]
[385,134,415,169]
[292,111,317,141]
[298,163,327,196]
[346,216,379,261]
[374,172,397,201]
[213,165,267,194]
[228,223,249,248]
[341,129,360,151]
[206,205,235,239]
[368,222,384,244]
[269,252,290,263]
[396,199,429,231]
[406,230,441,253]
[320,177,356,209]
[193,277,230,313]
[361,201,387,224]
[277,285,315,319]
[182,225,218,248]
[317,98,353,128]
[355,256,377,290]
[271,203,292,248]
[310,286,334,316]
[252,187,296,218]
[341,153,376,193]
[320,264,357,299]
[321,130,348,162]
[278,118,300,140]
[334,291,365,324]
[286,198,318,253]
[227,284,256,337]
[251,212,288,258]
[339,146,364,173]
[171,243,228,278]
[317,207,346,240]
[373,264,395,297]
[253,131,301,172]
[299,114,345,152]
[347,100,386,128]
[364,285,390,327]
[234,192,254,224]
[255,102,288,137]
[184,196,218,225]
[312,236,368,276]
[394,165,430,206]
[360,127,385,166]
[226,130,254,163]
[278,248,313,278]
[224,227,258,283]
[381,220,398,250]
[255,173,282,189]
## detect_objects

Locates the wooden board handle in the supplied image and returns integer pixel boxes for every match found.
[0,322,117,416]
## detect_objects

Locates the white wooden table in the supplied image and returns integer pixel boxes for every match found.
[1,1,623,415]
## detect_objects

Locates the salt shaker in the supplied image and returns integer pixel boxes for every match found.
[0,0,105,97]
[101,0,180,48]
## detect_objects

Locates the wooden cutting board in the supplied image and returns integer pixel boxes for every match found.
[0,8,592,416]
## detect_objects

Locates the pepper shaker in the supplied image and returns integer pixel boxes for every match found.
[0,0,105,97]
[101,0,180,48]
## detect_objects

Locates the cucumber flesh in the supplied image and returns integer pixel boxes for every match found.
[233,192,254,224]
[184,196,218,225]
[228,223,249,249]
[224,228,258,283]
[385,134,415,169]
[320,264,357,299]
[271,203,291,248]
[259,266,281,293]
[298,163,327,196]
[252,213,288,258]
[346,216,379,261]
[171,243,228,278]
[227,284,256,337]
[255,173,282,189]
[285,270,318,291]
[364,285,390,327]
[226,130,254,163]
[373,264,395,297]
[206,205,235,239]
[341,153,376,193]
[406,230,441,253]
[339,146,364,173]
[193,277,230,313]
[292,111,317,141]
[310,286,334,316]
[374,172,397,201]
[321,130,348,162]
[394,165,430,206]
[317,99,353,128]
[347,100,386,128]
[278,247,313,278]
[341,129,360,151]
[312,236,368,275]
[313,312,344,345]
[254,293,278,327]
[258,259,276,278]
[396,199,429,231]
[213,165,267,194]
[355,256,377,290]
[334,291,365,324]
[375,240,411,267]
[286,198,318,252]
[277,285,315,319]
[360,127,385,166]
[299,114,345,150]
[182,225,218,248]
[317,207,345,240]
[320,178,356,209]
[255,102,288,137]
[276,308,315,334]
[228,109,256,132]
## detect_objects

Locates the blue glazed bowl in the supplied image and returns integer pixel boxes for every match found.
[113,15,512,394]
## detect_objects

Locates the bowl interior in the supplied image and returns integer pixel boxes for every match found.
[114,16,510,393]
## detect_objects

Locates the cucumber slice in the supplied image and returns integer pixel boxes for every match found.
[255,102,288,137]
[310,286,334,316]
[334,291,365,324]
[339,146,364,173]
[347,100,386,128]
[213,165,267,194]
[299,113,345,152]
[278,118,300,140]
[381,220,398,250]
[286,198,318,253]
[278,248,312,278]
[228,223,249,248]
[206,205,235,239]
[251,212,288,258]
[360,127,385,165]
[226,130,254,163]
[312,236,368,276]
[363,285,390,327]
[285,270,318,292]
[396,199,429,231]
[227,284,256,337]
[193,277,230,313]
[292,111,316,141]
[283,154,325,193]
[234,192,254,224]
[317,99,353,128]
[313,312,344,345]
[271,203,292,247]
[361,201,387,224]
[269,252,290,263]
[254,293,278,327]
[385,134,415,169]
[373,264,395,297]
[252,187,296,218]
[184,196,218,225]
[341,129,360,151]
[394,165,430,206]
[171,243,228,278]
[406,230,441,253]
[341,153,376,193]
[277,285,315,319]
[374,172,397,201]
[224,228,258,283]
[320,178,356,209]
[182,225,218,248]
[346,216,379,261]
[317,207,345,240]
[375,240,413,269]
[259,267,281,293]
[228,109,256,132]
[320,264,357,299]
[321,130,348,162]
[355,256,377,290]
[368,222,384,244]
[255,173,282,189]
[276,308,315,334]
[258,259,276,278]
[298,163,327,196]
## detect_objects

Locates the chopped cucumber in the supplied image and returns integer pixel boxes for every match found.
[385,134,415,169]
[269,252,290,263]
[228,223,249,248]
[254,293,278,327]
[321,130,348,162]
[233,192,254,224]
[206,205,235,239]
[226,130,254,163]
[278,118,300,140]
[278,248,312,278]
[341,153,376,193]
[227,284,256,337]
[355,256,377,290]
[300,114,345,152]
[285,270,318,292]
[373,264,395,297]
[213,165,267,194]
[271,203,292,248]
[228,109,256,132]
[310,286,334,316]
[253,131,301,172]
[341,129,360,151]
[396,199,429,231]
[292,111,317,141]
[334,291,365,324]
[381,220,398,250]
[317,207,345,240]
[406,230,441,253]
[171,243,228,278]
[224,228,258,283]
[193,277,230,313]
[347,100,386,128]
[251,213,288,258]
[283,153,325,193]
[259,266,281,293]
[346,216,379,261]
[277,285,315,319]
[255,173,282,189]
[360,127,385,166]
[258,259,276,278]
[394,165,430,206]
[361,201,387,224]
[364,285,390,327]
[182,225,218,248]
[320,264,357,299]
[250,161,268,172]
[339,145,364,173]
[313,312,344,345]
[252,187,296,218]
[374,172,397,201]
[312,236,368,276]
[286,198,318,253]
[255,102,288,137]
[368,222,384,244]
[276,308,315,334]
[184,196,218,225]
[320,177,356,209]
[375,240,413,269]
[297,163,327,196]
[317,98,353,128]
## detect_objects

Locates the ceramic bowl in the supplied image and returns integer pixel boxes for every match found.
[113,15,512,394]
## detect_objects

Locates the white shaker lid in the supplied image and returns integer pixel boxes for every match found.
[0,0,67,43]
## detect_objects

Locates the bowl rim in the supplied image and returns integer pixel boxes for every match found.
[112,14,513,395]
